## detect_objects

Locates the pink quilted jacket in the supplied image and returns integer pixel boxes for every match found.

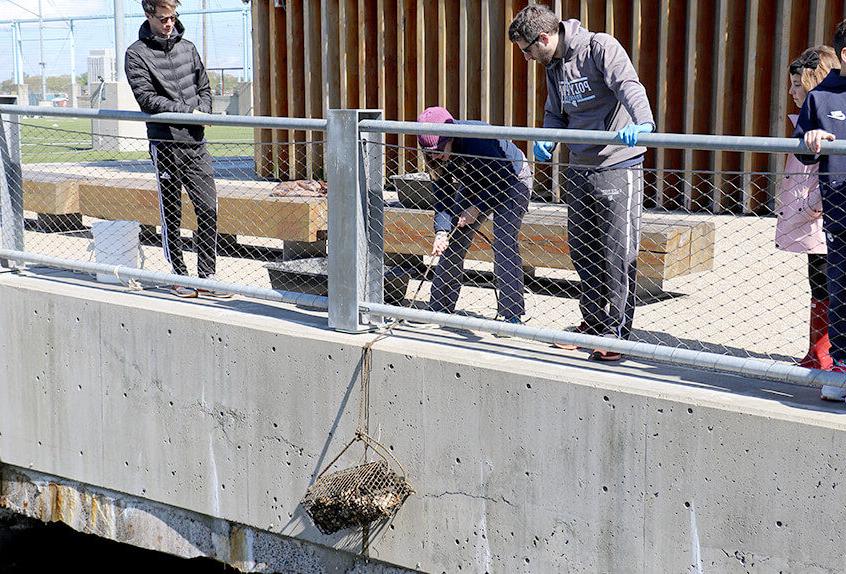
[775,115,826,254]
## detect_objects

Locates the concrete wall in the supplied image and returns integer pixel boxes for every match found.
[2,272,846,573]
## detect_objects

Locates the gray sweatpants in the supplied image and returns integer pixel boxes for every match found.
[566,165,644,339]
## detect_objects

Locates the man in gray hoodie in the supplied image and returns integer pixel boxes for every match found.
[509,5,655,361]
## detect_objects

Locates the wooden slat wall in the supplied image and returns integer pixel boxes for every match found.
[253,0,846,213]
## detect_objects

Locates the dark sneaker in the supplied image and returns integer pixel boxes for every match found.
[170,285,198,298]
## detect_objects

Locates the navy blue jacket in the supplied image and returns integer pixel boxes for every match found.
[794,70,846,182]
[433,121,527,231]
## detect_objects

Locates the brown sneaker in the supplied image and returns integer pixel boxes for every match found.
[197,275,233,299]
[553,322,589,350]
[197,286,233,299]
[590,349,623,362]
[170,285,198,298]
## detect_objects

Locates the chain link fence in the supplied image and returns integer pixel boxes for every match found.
[370,139,824,364]
[12,115,329,298]
[1,106,842,383]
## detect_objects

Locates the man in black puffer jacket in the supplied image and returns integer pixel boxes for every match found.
[125,0,229,298]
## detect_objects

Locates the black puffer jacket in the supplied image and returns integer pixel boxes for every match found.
[125,20,211,143]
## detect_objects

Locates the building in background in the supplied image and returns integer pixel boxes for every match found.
[87,48,116,86]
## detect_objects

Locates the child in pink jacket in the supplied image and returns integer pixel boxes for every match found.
[776,45,840,374]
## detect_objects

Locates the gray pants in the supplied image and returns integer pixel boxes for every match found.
[566,165,643,339]
[429,176,531,320]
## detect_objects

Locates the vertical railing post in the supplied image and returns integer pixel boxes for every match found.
[326,109,384,332]
[0,97,23,269]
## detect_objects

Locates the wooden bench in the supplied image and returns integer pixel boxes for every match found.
[76,178,327,243]
[22,171,85,231]
[22,168,715,295]
[382,206,715,294]
[22,169,328,257]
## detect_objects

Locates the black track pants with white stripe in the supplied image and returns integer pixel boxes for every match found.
[565,165,643,340]
[149,141,218,278]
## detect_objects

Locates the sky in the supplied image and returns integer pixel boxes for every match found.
[0,0,250,82]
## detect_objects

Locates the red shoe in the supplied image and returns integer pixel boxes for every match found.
[799,299,833,370]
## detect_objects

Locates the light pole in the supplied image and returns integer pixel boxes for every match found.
[38,0,46,100]
[69,20,77,107]
[114,0,124,80]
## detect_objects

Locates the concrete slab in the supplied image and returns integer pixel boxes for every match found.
[2,271,846,572]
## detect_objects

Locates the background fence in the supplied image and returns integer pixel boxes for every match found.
[1,104,845,387]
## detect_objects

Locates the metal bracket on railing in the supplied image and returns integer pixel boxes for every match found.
[326,109,385,333]
[0,96,23,269]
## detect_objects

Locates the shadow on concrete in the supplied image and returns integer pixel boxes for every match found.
[377,321,846,416]
[11,267,842,417]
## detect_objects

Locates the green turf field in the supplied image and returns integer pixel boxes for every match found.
[19,117,255,163]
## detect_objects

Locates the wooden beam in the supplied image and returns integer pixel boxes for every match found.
[438,1,447,105]
[321,0,340,113]
[460,0,469,117]
[251,0,273,178]
[654,0,669,207]
[403,0,419,172]
[397,0,408,173]
[769,0,792,211]
[382,0,400,177]
[481,0,491,122]
[446,1,461,112]
[270,3,289,179]
[287,0,306,180]
[340,0,359,108]
[682,0,698,211]
[304,0,324,179]
[809,0,827,45]
[503,0,514,126]
[690,0,716,212]
[364,0,379,108]
[489,0,505,125]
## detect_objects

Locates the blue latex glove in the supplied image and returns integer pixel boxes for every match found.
[533,140,556,162]
[617,123,653,147]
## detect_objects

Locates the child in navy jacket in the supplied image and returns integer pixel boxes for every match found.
[417,107,532,323]
[794,20,846,394]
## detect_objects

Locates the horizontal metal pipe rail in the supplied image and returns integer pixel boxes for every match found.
[0,250,328,310]
[361,302,846,388]
[0,105,327,131]
[6,106,843,155]
[0,7,245,26]
[358,118,846,155]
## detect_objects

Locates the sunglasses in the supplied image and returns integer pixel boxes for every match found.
[520,35,540,54]
[152,12,179,24]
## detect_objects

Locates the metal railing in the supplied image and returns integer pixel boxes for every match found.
[1,104,845,389]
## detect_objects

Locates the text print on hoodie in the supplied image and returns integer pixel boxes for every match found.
[544,20,654,168]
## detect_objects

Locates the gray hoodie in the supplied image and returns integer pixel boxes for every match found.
[544,20,654,168]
